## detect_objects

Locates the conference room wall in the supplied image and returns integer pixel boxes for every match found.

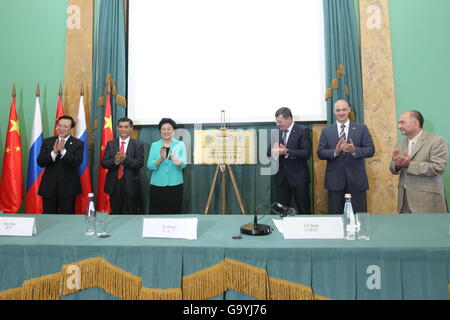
[0,0,449,212]
[0,0,68,208]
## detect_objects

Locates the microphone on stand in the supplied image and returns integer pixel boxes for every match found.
[270,202,296,218]
[240,203,273,236]
[239,202,296,236]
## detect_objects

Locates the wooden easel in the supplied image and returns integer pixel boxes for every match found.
[204,163,246,215]
[204,110,246,215]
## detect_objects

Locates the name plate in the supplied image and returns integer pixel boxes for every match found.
[280,217,344,239]
[0,217,37,237]
[142,218,198,240]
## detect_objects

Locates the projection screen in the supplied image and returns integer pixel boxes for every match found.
[127,0,326,125]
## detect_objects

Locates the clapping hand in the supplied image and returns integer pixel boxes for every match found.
[53,139,65,154]
[170,155,182,166]
[160,146,167,160]
[115,151,126,164]
[343,138,355,154]
[392,150,410,168]
[335,138,345,154]
[278,143,288,156]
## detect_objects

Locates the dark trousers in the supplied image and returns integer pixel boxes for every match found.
[328,191,366,214]
[109,178,140,214]
[149,184,183,214]
[43,192,75,214]
[276,183,311,214]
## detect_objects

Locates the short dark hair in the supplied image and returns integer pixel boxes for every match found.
[409,110,424,128]
[158,118,177,131]
[275,107,292,120]
[57,115,75,128]
[117,117,133,127]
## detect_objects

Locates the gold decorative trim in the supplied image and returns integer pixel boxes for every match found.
[0,288,22,300]
[0,257,329,300]
[268,277,315,300]
[97,74,127,108]
[182,260,226,300]
[325,64,349,101]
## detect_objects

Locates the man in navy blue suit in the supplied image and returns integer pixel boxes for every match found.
[317,100,375,214]
[268,107,312,214]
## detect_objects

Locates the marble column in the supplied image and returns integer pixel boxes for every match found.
[359,0,399,214]
[64,0,94,146]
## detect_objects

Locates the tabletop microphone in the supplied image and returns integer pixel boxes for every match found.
[271,202,296,218]
[240,203,272,236]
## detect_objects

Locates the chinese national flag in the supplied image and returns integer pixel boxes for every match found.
[96,93,113,212]
[54,85,65,136]
[0,90,24,213]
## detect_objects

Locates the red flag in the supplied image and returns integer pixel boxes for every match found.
[96,93,113,212]
[0,87,24,213]
[54,83,65,136]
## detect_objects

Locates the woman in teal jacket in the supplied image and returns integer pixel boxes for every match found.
[147,118,187,214]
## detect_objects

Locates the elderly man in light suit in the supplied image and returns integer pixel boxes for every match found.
[390,110,448,213]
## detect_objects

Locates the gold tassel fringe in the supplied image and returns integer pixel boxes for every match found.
[224,258,268,300]
[349,111,355,121]
[182,261,226,300]
[22,273,62,300]
[115,95,127,107]
[0,257,334,300]
[98,96,105,107]
[331,79,339,89]
[0,288,22,300]
[139,288,182,300]
[269,277,315,300]
[97,258,142,300]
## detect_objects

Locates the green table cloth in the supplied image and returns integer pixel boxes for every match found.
[0,213,449,300]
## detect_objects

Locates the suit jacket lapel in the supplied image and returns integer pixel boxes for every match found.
[347,121,356,143]
[65,136,75,151]
[286,126,295,147]
[126,138,134,156]
[409,132,426,159]
[331,123,339,146]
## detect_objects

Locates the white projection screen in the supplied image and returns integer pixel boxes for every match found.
[127,0,327,125]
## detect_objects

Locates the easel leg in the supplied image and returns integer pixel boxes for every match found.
[221,165,226,214]
[227,165,246,215]
[204,165,220,214]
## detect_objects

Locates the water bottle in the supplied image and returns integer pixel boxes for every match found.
[343,193,356,240]
[84,193,96,235]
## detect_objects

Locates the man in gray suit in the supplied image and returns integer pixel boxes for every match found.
[390,110,448,213]
[318,100,375,214]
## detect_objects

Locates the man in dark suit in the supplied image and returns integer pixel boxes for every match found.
[317,100,375,214]
[267,107,312,214]
[101,117,144,214]
[38,115,84,214]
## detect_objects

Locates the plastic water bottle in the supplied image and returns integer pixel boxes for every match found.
[84,193,96,236]
[343,194,356,240]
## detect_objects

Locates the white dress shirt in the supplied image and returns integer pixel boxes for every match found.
[336,119,350,141]
[115,137,130,165]
[51,135,70,161]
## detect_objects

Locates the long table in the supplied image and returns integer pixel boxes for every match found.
[0,213,449,300]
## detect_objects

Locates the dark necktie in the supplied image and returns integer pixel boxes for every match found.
[117,141,125,179]
[282,130,289,145]
[339,124,346,141]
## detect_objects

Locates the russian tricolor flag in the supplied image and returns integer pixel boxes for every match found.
[25,96,44,214]
[75,92,93,214]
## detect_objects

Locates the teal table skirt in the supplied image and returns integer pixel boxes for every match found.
[0,213,449,300]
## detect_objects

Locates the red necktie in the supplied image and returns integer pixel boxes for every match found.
[117,141,125,179]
